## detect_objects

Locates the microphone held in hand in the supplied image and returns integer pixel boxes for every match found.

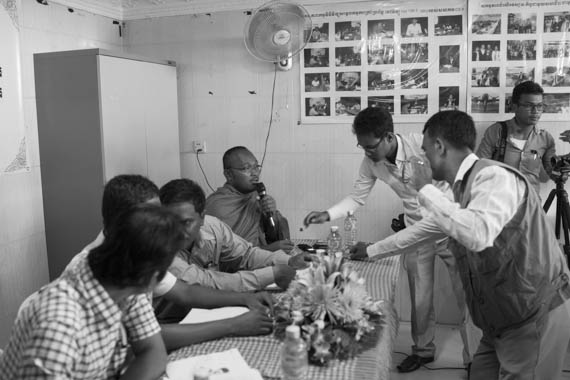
[255,182,280,244]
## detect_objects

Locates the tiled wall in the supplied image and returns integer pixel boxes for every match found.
[124,11,570,325]
[0,0,122,345]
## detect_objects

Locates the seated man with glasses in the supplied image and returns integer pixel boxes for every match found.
[477,81,556,196]
[205,146,293,253]
[303,107,480,373]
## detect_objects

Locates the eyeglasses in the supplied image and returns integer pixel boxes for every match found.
[517,102,546,112]
[228,164,262,174]
[356,139,382,151]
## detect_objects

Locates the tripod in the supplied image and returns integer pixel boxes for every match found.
[543,174,570,265]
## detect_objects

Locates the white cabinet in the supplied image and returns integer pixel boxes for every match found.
[34,49,180,279]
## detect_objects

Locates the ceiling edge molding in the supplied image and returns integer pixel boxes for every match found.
[49,0,123,20]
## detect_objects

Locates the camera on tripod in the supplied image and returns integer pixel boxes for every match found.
[551,153,570,173]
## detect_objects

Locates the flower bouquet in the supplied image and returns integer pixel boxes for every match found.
[273,251,385,365]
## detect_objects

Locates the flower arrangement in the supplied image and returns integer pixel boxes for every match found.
[273,251,385,365]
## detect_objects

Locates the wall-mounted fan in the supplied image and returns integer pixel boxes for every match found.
[244,1,312,71]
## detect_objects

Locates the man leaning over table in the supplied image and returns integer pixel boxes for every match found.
[303,106,480,373]
[414,110,570,379]
[205,146,293,253]
[157,178,312,315]
[0,204,182,380]
[87,174,275,348]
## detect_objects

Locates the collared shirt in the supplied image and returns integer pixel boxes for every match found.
[419,153,526,252]
[83,231,176,298]
[326,133,452,259]
[168,215,290,291]
[476,118,555,195]
[0,251,160,379]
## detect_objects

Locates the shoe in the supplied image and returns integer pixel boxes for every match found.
[397,354,435,373]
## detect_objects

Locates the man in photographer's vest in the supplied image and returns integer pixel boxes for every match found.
[419,110,570,380]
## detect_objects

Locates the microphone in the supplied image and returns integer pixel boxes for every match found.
[254,182,279,243]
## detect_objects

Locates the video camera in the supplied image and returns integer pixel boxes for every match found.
[551,153,570,172]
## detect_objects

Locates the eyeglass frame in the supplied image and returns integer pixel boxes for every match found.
[356,137,384,151]
[227,164,262,174]
[516,102,546,112]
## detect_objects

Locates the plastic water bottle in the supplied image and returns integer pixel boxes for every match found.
[343,211,358,249]
[327,226,343,254]
[281,325,308,380]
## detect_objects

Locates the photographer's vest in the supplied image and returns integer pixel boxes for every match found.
[449,159,570,337]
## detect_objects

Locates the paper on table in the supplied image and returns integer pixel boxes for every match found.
[180,307,249,324]
[166,348,263,380]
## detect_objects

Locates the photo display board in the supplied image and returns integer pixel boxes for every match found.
[467,0,570,121]
[300,0,570,123]
[301,0,468,123]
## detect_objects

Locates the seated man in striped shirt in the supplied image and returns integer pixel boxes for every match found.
[0,204,184,379]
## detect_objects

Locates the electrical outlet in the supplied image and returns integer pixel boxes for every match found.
[193,140,206,153]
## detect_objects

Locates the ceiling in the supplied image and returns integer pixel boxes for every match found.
[49,0,368,20]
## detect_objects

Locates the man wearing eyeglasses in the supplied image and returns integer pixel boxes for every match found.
[303,107,480,373]
[477,81,556,196]
[206,146,293,253]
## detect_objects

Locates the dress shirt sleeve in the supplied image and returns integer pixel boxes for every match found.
[152,271,177,298]
[476,123,499,159]
[418,166,525,252]
[366,216,448,259]
[170,258,275,292]
[327,161,377,221]
[122,294,161,343]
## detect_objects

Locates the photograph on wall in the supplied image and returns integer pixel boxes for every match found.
[543,93,570,113]
[544,12,570,33]
[542,66,570,87]
[335,46,362,66]
[471,67,500,87]
[543,41,570,58]
[435,15,463,36]
[507,13,537,34]
[401,94,428,114]
[472,14,501,34]
[439,86,460,110]
[309,23,330,42]
[301,0,468,123]
[335,72,361,91]
[368,70,396,90]
[507,40,537,60]
[335,21,362,41]
[368,96,394,113]
[368,19,395,39]
[440,45,460,72]
[305,73,331,92]
[305,97,331,116]
[505,95,513,113]
[401,17,428,37]
[335,97,362,116]
[471,91,500,113]
[368,40,395,65]
[472,41,500,61]
[304,48,329,67]
[400,43,428,63]
[506,66,535,87]
[401,69,428,89]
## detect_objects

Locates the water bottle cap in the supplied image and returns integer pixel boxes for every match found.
[347,210,354,216]
[285,324,301,339]
[331,226,339,232]
[193,367,210,380]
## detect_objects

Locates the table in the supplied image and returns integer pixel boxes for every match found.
[168,242,401,380]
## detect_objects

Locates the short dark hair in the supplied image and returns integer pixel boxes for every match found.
[159,178,206,214]
[89,204,185,288]
[352,107,394,139]
[512,81,543,104]
[102,175,159,232]
[423,110,476,151]
[222,146,251,170]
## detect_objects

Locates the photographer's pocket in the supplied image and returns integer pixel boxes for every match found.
[519,152,541,178]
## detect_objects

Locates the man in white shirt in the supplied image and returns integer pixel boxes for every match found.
[418,110,570,380]
[405,18,424,36]
[303,107,479,373]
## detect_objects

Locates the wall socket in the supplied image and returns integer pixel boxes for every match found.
[193,140,206,153]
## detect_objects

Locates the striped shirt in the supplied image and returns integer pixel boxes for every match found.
[0,251,160,379]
